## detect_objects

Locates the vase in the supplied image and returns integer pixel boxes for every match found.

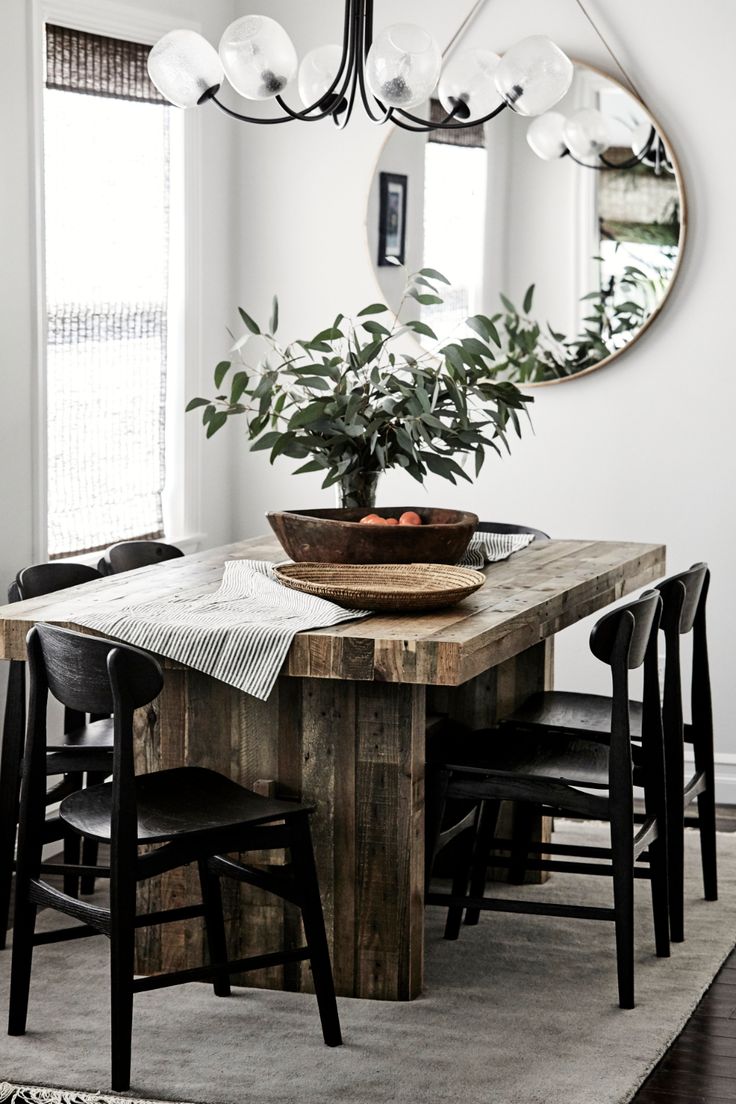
[337,469,380,510]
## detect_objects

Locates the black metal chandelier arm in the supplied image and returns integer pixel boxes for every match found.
[272,0,356,121]
[394,99,509,130]
[390,103,469,134]
[210,94,295,124]
[354,0,392,124]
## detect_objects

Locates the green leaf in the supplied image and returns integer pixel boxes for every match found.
[418,267,451,285]
[408,290,443,306]
[499,293,517,314]
[289,402,328,429]
[250,431,282,452]
[298,377,331,390]
[269,295,279,335]
[361,320,391,336]
[311,326,344,343]
[213,360,231,389]
[238,307,260,335]
[292,459,328,475]
[229,370,249,404]
[205,412,227,438]
[356,303,389,316]
[523,284,535,313]
[185,397,209,412]
[404,320,437,339]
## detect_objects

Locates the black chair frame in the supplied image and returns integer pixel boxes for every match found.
[8,625,341,1092]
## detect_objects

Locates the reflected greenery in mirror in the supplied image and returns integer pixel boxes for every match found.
[367,63,685,384]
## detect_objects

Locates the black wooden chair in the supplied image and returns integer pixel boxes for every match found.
[425,590,670,1009]
[97,540,184,576]
[500,563,714,943]
[476,521,550,541]
[0,563,112,947]
[8,624,341,1091]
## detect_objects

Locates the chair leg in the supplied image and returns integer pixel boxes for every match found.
[110,870,136,1091]
[648,834,670,959]
[0,659,26,949]
[81,772,108,895]
[444,818,477,941]
[63,827,81,900]
[464,800,500,927]
[7,895,38,1035]
[696,785,718,901]
[288,812,342,1047]
[197,858,231,998]
[667,807,685,944]
[611,820,635,1010]
[509,802,535,886]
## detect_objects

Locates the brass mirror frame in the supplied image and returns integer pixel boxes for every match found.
[365,62,688,387]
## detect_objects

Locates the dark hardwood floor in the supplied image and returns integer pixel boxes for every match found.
[6,814,736,1101]
[632,805,736,1103]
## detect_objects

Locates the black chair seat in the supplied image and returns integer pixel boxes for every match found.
[455,731,612,790]
[61,766,307,844]
[507,690,643,740]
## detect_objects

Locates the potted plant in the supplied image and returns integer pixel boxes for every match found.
[187,267,532,508]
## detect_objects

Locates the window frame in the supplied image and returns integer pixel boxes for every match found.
[28,0,205,561]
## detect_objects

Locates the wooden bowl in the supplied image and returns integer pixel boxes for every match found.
[267,507,478,565]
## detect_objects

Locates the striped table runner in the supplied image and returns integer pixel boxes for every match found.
[459,530,535,568]
[74,559,368,701]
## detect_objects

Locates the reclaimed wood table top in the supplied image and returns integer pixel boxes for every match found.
[0,536,665,686]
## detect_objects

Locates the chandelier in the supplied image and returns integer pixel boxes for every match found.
[526,109,672,175]
[146,2,577,133]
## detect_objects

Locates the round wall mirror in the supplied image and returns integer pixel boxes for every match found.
[366,63,686,385]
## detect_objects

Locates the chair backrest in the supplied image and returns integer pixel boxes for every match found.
[99,540,184,576]
[477,521,550,541]
[16,562,101,600]
[6,563,103,741]
[28,624,163,717]
[23,625,164,850]
[655,563,711,743]
[589,589,664,807]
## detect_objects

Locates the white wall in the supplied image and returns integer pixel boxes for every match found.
[226,0,736,796]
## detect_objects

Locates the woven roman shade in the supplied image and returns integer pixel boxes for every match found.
[45,22,165,103]
[427,100,485,148]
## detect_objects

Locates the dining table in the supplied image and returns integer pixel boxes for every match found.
[0,534,665,1001]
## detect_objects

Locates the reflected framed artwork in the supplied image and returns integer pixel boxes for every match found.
[378,172,407,266]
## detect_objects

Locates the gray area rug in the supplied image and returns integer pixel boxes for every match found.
[1,822,734,1104]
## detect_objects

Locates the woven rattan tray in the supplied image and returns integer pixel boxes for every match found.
[273,562,485,611]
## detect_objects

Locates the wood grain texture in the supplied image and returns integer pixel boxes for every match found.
[0,538,665,686]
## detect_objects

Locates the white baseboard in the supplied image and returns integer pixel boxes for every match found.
[687,752,736,806]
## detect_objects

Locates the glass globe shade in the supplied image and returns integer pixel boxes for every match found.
[298,44,342,108]
[438,48,502,119]
[147,29,223,109]
[219,15,298,100]
[366,24,441,109]
[630,120,654,157]
[564,107,610,159]
[526,112,567,160]
[494,35,573,116]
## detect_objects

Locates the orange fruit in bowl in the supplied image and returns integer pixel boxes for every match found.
[359,514,380,525]
[399,511,422,526]
[385,517,399,526]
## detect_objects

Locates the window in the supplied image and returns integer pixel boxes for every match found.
[42,24,181,557]
[421,104,487,337]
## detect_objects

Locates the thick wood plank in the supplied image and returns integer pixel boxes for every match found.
[0,538,665,686]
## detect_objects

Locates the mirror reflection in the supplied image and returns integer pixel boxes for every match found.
[367,64,684,384]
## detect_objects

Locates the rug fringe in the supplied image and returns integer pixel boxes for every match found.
[0,1082,190,1104]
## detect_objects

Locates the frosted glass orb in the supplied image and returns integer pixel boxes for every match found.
[526,112,567,160]
[366,24,441,109]
[494,35,573,116]
[438,48,502,119]
[147,30,223,108]
[630,120,654,157]
[564,107,610,159]
[219,15,297,100]
[298,44,342,108]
